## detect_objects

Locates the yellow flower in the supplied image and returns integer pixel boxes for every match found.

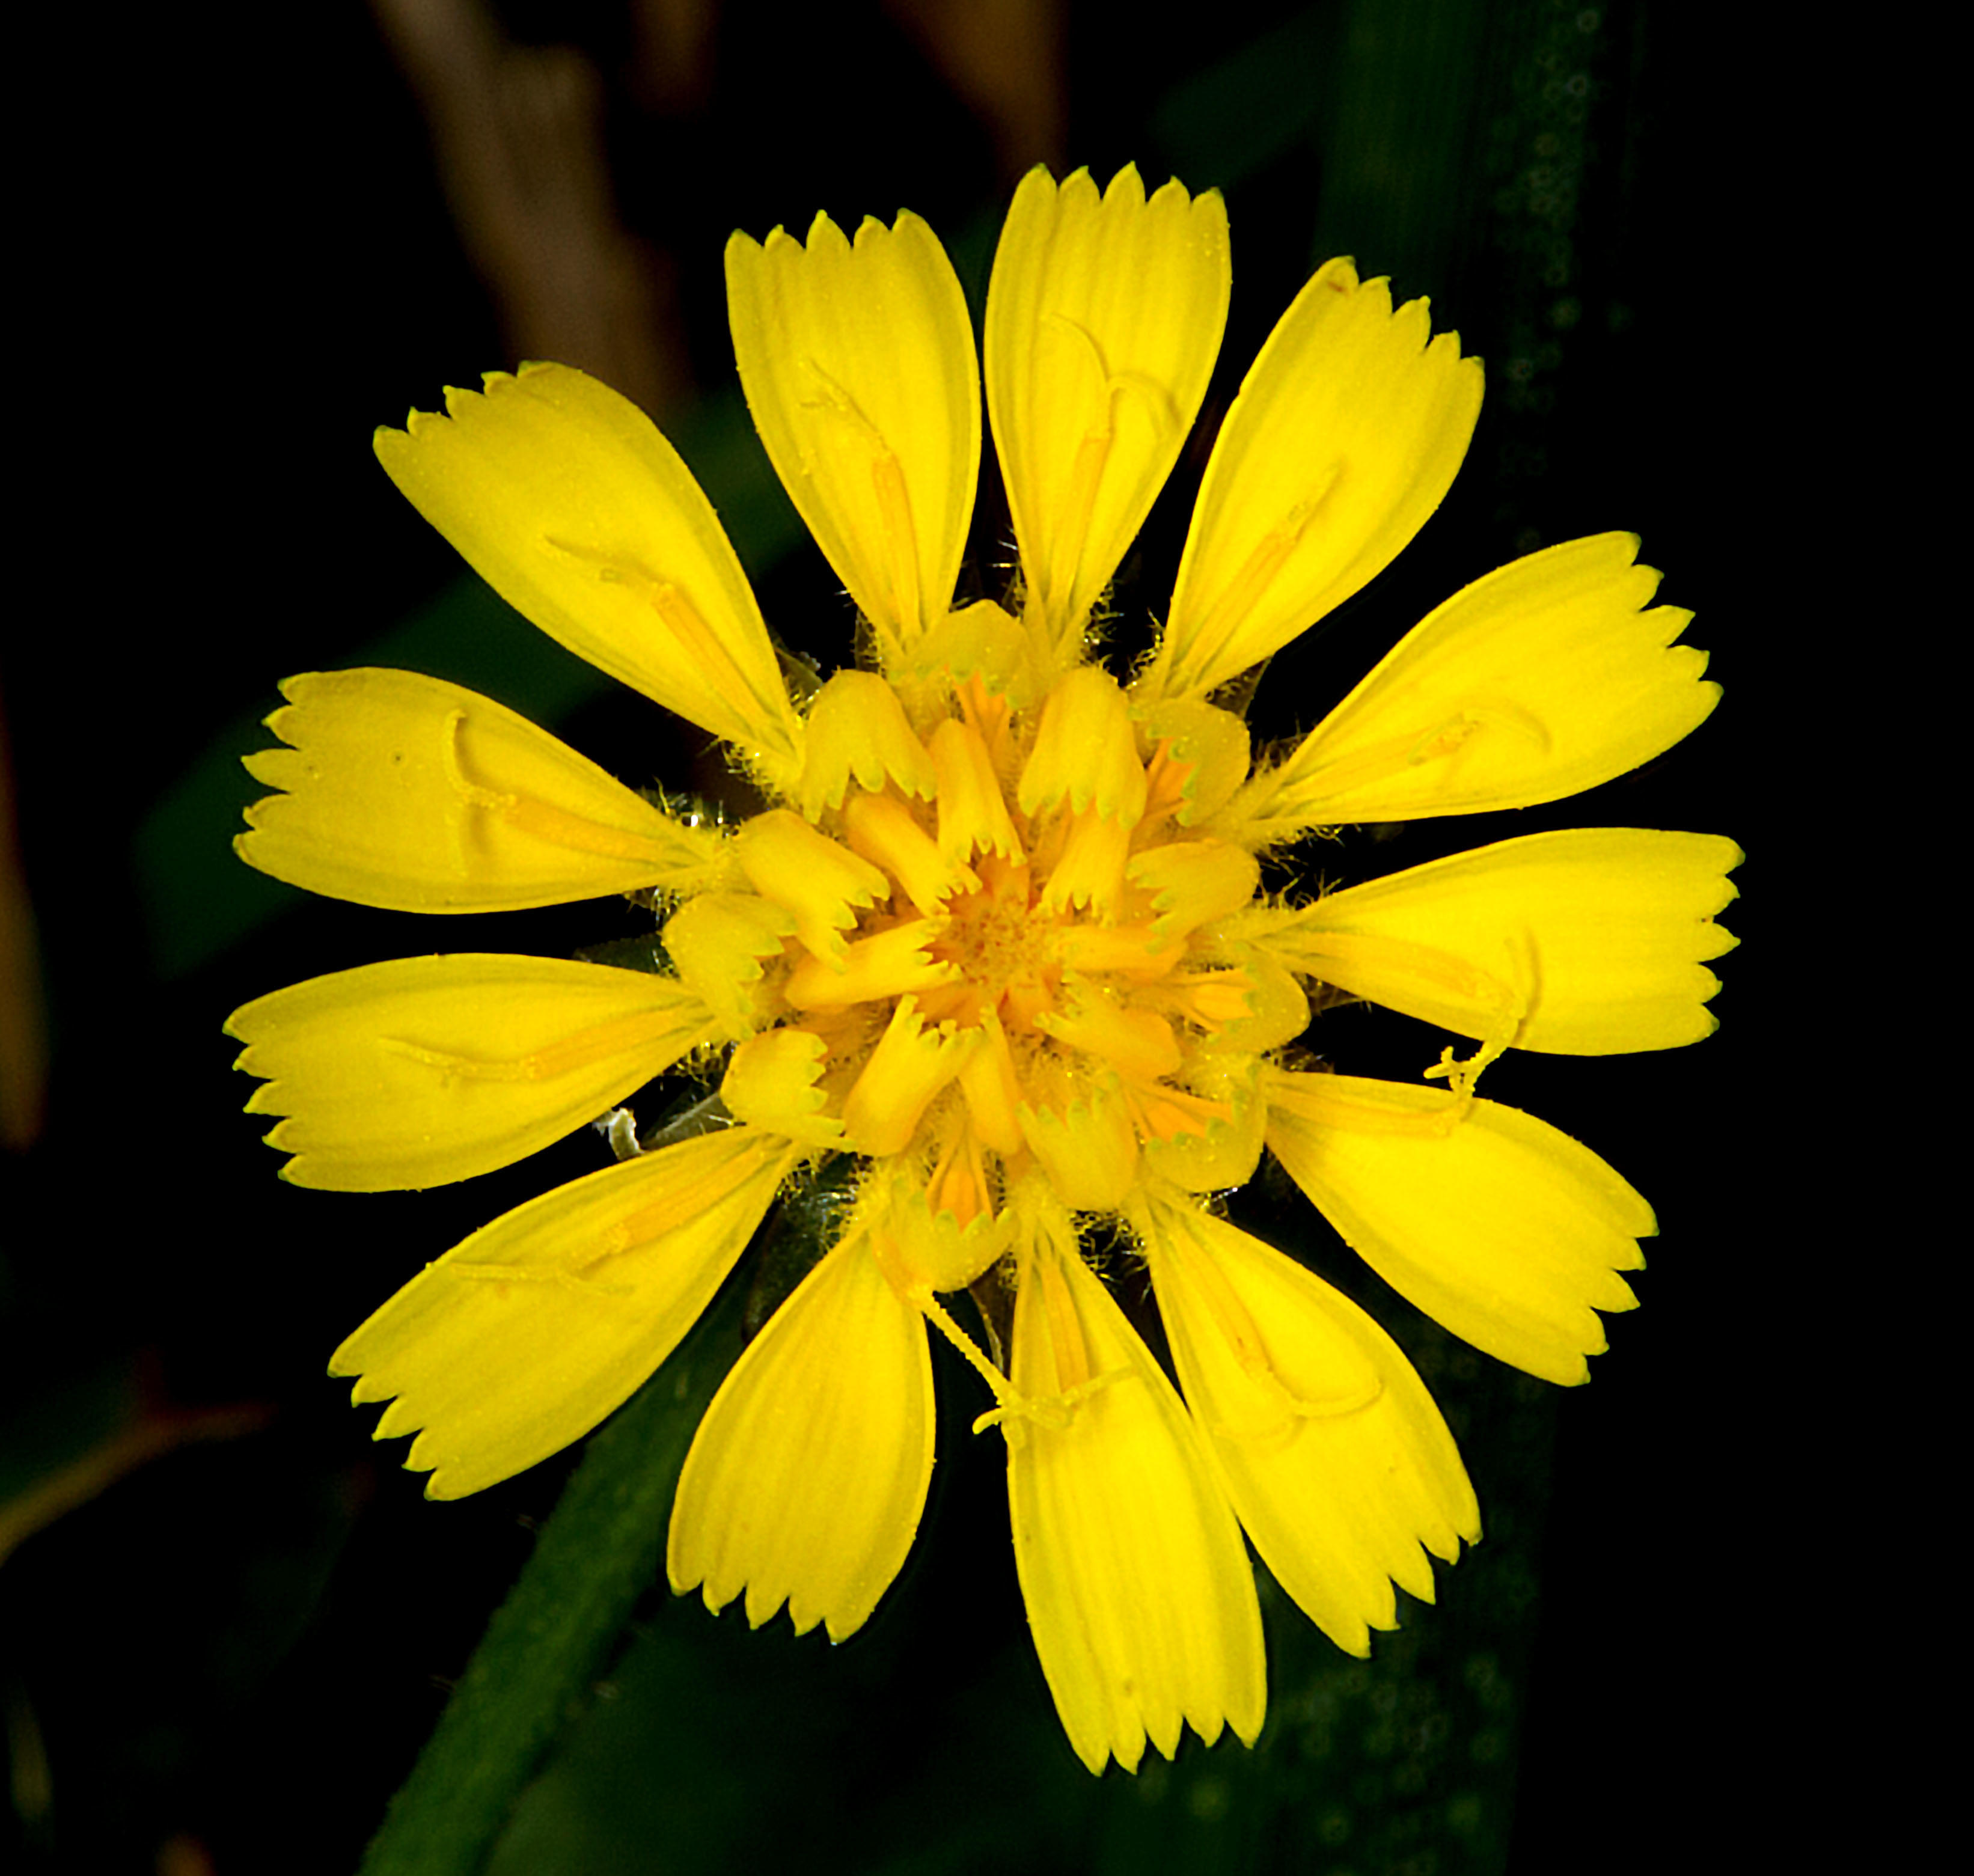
[227,165,1738,1774]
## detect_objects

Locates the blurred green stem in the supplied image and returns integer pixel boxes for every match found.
[358,1285,741,1876]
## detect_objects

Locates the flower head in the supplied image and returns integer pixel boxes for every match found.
[227,165,1738,1774]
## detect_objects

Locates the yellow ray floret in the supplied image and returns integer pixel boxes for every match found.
[1016,664,1148,822]
[783,920,955,1012]
[797,670,939,820]
[1125,839,1261,944]
[718,1027,845,1147]
[1000,1185,1265,1774]
[1227,533,1722,835]
[227,955,720,1191]
[668,1227,935,1642]
[1132,1187,1479,1654]
[929,716,1025,864]
[374,363,803,784]
[903,596,1049,713]
[1136,1055,1267,1195]
[1037,981,1182,1081]
[870,1163,1011,1292]
[237,669,733,912]
[1264,1071,1653,1385]
[660,892,796,1040]
[1137,697,1253,830]
[733,809,890,965]
[1245,827,1741,1056]
[986,165,1230,665]
[1017,1083,1140,1211]
[842,999,981,1156]
[1155,944,1310,1055]
[332,1129,801,1498]
[726,212,979,664]
[842,792,979,917]
[1143,258,1482,706]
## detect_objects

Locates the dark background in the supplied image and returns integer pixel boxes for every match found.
[5,2,1804,1871]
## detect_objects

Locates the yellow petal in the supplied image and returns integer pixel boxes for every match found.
[842,792,977,917]
[1251,828,1741,1056]
[1037,982,1182,1081]
[733,809,890,965]
[1161,944,1309,1054]
[1138,1054,1266,1194]
[986,165,1229,666]
[1125,839,1260,944]
[1001,1187,1265,1773]
[797,670,939,820]
[237,669,732,912]
[331,1129,799,1497]
[840,998,980,1157]
[904,596,1048,712]
[1134,1190,1479,1652]
[929,716,1025,864]
[667,1229,934,1642]
[783,918,956,1012]
[1143,258,1482,705]
[1036,808,1134,920]
[1053,918,1183,980]
[1233,533,1721,832]
[726,213,979,661]
[661,892,796,1040]
[957,1012,1025,1156]
[719,1027,844,1147]
[1017,1082,1140,1211]
[227,955,719,1191]
[1016,664,1147,822]
[374,363,802,781]
[870,1166,1010,1292]
[1138,697,1253,830]
[1264,1071,1653,1384]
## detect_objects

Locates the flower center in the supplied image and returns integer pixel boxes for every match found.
[720,653,1273,1218]
[922,858,1063,1035]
